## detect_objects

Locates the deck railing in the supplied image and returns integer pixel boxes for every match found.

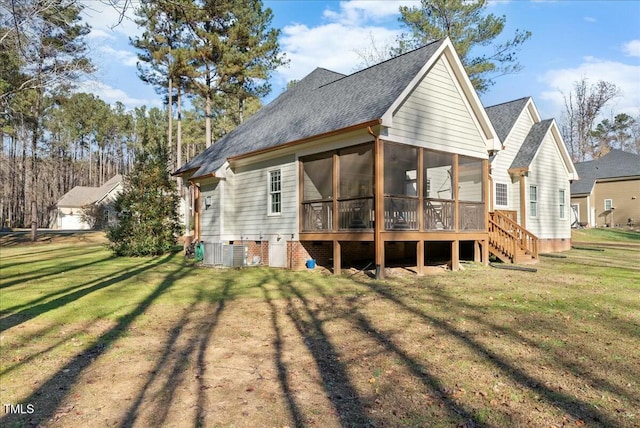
[302,198,487,233]
[488,210,538,261]
[424,199,454,230]
[459,202,485,231]
[338,197,374,230]
[302,200,333,231]
[384,196,418,230]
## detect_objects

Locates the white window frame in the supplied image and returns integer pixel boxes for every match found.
[558,189,566,219]
[268,169,282,216]
[529,185,538,218]
[604,198,613,211]
[495,182,508,207]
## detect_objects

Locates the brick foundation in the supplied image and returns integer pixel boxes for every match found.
[245,241,269,266]
[538,238,571,253]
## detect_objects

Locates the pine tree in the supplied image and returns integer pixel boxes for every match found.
[396,0,531,93]
[107,107,181,256]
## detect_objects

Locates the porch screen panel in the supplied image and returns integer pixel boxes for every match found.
[384,143,418,230]
[384,143,417,196]
[338,144,373,230]
[458,155,484,231]
[339,144,373,198]
[423,150,454,230]
[302,154,333,201]
[301,153,333,231]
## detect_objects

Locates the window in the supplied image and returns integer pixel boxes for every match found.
[495,182,508,206]
[604,199,613,211]
[529,185,538,217]
[559,189,566,219]
[268,170,281,215]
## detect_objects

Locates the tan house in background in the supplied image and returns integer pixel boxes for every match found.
[571,150,640,228]
[50,175,123,230]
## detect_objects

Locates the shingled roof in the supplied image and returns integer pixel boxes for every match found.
[510,119,554,170]
[571,149,640,195]
[176,39,447,179]
[57,175,123,207]
[485,97,530,144]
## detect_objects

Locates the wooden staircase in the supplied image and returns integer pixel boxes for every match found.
[488,211,539,264]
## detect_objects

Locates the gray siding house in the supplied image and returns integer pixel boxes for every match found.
[485,97,578,253]
[176,38,571,275]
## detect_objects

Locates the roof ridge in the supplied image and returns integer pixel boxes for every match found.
[485,96,531,110]
[318,38,445,89]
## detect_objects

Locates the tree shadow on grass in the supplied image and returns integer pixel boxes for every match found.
[118,278,232,428]
[0,253,190,428]
[260,280,306,428]
[357,279,622,427]
[0,246,105,270]
[284,274,483,426]
[0,253,116,289]
[0,257,161,332]
[0,257,153,317]
[423,284,640,410]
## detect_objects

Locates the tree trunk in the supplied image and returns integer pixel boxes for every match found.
[30,200,37,241]
[168,77,173,167]
[177,86,183,186]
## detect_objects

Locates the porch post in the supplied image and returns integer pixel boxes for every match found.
[453,154,459,232]
[482,239,489,266]
[333,240,341,275]
[451,239,459,271]
[474,240,480,262]
[333,152,339,231]
[519,173,527,229]
[418,148,424,231]
[416,240,424,276]
[374,134,384,279]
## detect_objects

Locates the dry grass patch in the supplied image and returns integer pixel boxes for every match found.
[1,230,638,427]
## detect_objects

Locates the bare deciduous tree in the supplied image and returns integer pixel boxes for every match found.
[560,78,620,162]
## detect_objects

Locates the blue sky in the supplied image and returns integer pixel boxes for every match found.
[80,0,640,122]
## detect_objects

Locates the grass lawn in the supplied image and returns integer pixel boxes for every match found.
[1,230,639,427]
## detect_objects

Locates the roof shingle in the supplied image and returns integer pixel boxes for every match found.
[571,149,640,195]
[176,39,447,178]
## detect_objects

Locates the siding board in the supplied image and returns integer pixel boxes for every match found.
[387,57,487,158]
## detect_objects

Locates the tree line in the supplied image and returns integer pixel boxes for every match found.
[1,0,284,233]
[1,0,637,237]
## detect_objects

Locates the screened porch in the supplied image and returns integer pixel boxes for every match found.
[300,142,486,234]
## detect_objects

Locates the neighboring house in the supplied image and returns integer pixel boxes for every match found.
[485,97,578,253]
[175,38,564,276]
[51,175,123,230]
[571,150,640,228]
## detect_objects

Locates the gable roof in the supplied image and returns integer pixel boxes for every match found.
[176,37,497,180]
[510,119,553,170]
[57,175,123,207]
[571,149,640,195]
[485,97,530,144]
[57,186,97,207]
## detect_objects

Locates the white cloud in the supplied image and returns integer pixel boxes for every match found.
[77,80,159,109]
[584,16,596,23]
[323,1,417,25]
[98,46,138,67]
[539,57,640,119]
[622,40,640,57]
[276,22,401,86]
[80,0,142,40]
[274,1,416,89]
